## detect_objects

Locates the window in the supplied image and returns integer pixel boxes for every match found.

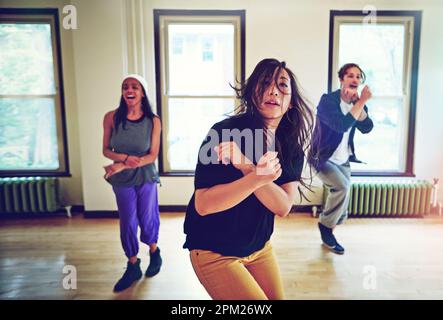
[0,8,69,177]
[329,11,421,176]
[154,10,245,174]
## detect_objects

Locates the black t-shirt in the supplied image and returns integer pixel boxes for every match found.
[183,113,304,257]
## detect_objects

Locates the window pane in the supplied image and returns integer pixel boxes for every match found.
[352,97,406,172]
[0,23,56,95]
[339,23,405,96]
[166,98,235,170]
[0,98,59,170]
[337,22,409,173]
[168,24,235,96]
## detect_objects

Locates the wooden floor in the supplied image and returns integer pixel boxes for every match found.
[1,213,443,300]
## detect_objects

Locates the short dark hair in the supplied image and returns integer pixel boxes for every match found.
[338,63,366,83]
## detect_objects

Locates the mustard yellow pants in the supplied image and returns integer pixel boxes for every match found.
[190,241,284,300]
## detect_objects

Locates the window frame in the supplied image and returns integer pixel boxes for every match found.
[0,8,70,177]
[154,9,245,176]
[328,10,422,177]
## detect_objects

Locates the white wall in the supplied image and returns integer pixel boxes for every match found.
[146,0,443,209]
[414,1,443,205]
[1,0,84,206]
[3,0,442,210]
[70,0,127,210]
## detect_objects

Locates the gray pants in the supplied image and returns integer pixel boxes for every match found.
[317,160,351,228]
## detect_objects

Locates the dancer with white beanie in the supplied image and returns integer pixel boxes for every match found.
[102,74,162,292]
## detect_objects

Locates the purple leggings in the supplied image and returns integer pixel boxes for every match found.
[112,182,160,258]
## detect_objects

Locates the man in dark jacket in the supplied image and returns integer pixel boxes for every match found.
[308,63,374,254]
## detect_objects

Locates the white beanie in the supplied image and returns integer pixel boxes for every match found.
[122,74,148,94]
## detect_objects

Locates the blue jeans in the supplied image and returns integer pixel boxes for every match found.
[317,160,351,228]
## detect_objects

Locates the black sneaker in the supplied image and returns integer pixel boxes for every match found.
[145,247,162,277]
[113,258,142,292]
[331,241,345,255]
[318,223,345,255]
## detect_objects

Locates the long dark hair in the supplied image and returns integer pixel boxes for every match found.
[114,85,156,131]
[231,58,315,198]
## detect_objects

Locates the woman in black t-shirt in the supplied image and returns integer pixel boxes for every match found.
[183,58,314,300]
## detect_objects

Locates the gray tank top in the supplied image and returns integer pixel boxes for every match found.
[106,115,160,187]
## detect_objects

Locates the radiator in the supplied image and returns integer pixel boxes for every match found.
[323,179,433,217]
[0,177,60,213]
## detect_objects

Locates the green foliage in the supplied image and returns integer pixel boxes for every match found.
[0,23,55,95]
[0,23,59,170]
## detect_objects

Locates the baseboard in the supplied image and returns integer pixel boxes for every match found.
[84,205,188,218]
[83,211,118,218]
[71,205,85,213]
[290,205,425,218]
[291,205,318,213]
[348,213,424,219]
[0,209,80,219]
[160,205,187,212]
[83,205,320,218]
